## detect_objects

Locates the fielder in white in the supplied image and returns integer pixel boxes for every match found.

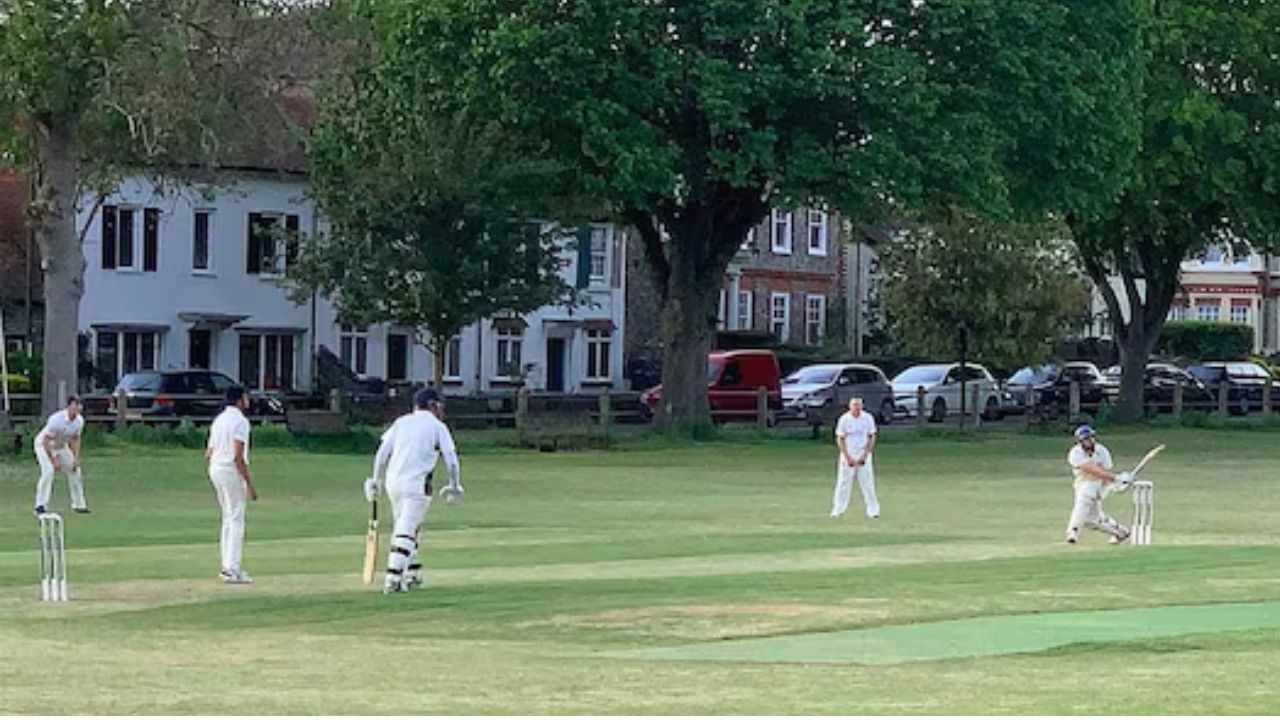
[1065,424,1131,545]
[34,396,89,515]
[206,386,259,583]
[365,388,463,593]
[831,397,880,519]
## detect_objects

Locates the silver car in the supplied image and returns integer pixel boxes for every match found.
[781,363,896,426]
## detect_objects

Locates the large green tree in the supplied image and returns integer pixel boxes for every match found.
[880,215,1092,377]
[354,0,1144,431]
[1072,0,1280,422]
[0,0,303,410]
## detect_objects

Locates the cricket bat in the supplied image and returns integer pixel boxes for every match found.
[1131,444,1166,476]
[361,497,379,585]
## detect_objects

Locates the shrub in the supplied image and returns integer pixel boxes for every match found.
[1157,321,1253,361]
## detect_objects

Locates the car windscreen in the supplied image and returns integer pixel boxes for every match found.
[118,372,162,392]
[1187,365,1221,382]
[1008,365,1055,384]
[893,366,947,385]
[785,367,839,385]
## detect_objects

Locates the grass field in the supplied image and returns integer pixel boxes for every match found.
[1,426,1278,714]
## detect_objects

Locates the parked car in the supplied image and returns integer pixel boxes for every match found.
[891,363,1001,422]
[109,370,286,420]
[1001,364,1056,414]
[1187,361,1276,414]
[780,363,895,426]
[1105,363,1213,413]
[639,349,783,423]
[1012,361,1117,415]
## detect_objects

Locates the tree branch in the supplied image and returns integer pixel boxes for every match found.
[624,207,671,295]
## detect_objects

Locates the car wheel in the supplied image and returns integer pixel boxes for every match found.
[981,397,1000,421]
[929,398,946,423]
[879,399,894,425]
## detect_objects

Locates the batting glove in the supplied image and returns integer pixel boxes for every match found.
[1115,471,1134,492]
[363,477,378,503]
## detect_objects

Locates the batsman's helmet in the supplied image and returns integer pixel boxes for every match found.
[1074,424,1096,441]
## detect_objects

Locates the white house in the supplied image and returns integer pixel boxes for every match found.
[78,172,627,395]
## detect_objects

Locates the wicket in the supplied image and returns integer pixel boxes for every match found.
[38,513,67,602]
[1131,481,1154,546]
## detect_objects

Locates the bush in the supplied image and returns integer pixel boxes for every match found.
[6,353,42,389]
[1,373,31,392]
[1157,321,1253,361]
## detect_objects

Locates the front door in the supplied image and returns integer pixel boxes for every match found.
[546,338,566,392]
[189,329,212,369]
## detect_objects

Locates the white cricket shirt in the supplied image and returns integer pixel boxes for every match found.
[835,410,877,460]
[208,406,251,466]
[381,410,457,487]
[38,410,85,451]
[1067,442,1112,484]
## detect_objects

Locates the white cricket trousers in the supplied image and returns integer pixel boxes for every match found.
[832,457,880,518]
[209,463,248,571]
[34,439,87,510]
[386,480,432,585]
[1066,480,1125,539]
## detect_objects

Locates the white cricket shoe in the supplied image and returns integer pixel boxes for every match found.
[222,569,253,584]
[1110,527,1131,545]
[1066,530,1079,545]
[383,579,410,594]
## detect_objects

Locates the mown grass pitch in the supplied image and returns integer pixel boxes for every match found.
[0,427,1277,714]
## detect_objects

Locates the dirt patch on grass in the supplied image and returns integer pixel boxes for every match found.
[529,601,893,641]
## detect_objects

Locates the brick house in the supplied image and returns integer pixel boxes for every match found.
[0,171,41,355]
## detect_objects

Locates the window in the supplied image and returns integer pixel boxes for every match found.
[387,332,410,382]
[586,330,612,380]
[771,209,792,254]
[193,210,213,272]
[239,333,295,390]
[1231,303,1251,325]
[805,294,826,344]
[589,226,608,284]
[495,327,523,377]
[247,212,299,276]
[1168,304,1187,322]
[771,292,791,342]
[95,330,160,388]
[736,290,754,330]
[807,210,828,256]
[100,206,136,270]
[443,335,462,380]
[339,324,369,375]
[1196,301,1221,322]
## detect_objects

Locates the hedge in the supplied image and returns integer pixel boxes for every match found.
[1156,321,1253,361]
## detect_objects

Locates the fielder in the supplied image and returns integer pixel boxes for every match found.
[206,386,259,583]
[831,397,880,519]
[1065,425,1131,545]
[34,396,89,516]
[364,388,463,593]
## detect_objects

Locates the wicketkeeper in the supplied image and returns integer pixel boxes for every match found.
[1065,425,1131,545]
[365,388,462,593]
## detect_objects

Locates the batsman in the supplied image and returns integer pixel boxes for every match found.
[364,388,463,593]
[1064,425,1131,545]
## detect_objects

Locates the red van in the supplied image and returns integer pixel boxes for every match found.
[640,350,784,423]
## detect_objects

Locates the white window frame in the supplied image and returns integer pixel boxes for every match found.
[585,329,612,380]
[252,212,294,278]
[1196,302,1221,322]
[1169,304,1187,322]
[737,290,754,330]
[1230,303,1250,325]
[589,226,609,285]
[805,294,827,344]
[115,206,142,272]
[443,335,463,381]
[771,209,792,255]
[495,327,524,379]
[193,209,215,274]
[339,324,369,375]
[807,209,828,256]
[771,292,791,342]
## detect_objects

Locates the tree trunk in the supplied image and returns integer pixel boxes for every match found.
[655,240,720,434]
[1112,324,1160,423]
[32,123,84,415]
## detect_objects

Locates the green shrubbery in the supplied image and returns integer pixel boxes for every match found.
[1157,322,1253,361]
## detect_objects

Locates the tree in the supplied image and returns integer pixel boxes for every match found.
[358,0,1145,432]
[290,4,578,391]
[0,0,305,411]
[1071,0,1280,422]
[880,214,1092,384]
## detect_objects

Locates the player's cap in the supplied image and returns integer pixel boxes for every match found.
[414,387,442,409]
[1074,424,1096,441]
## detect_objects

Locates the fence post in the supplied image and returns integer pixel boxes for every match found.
[1217,381,1229,416]
[598,393,612,439]
[114,389,127,431]
[328,389,341,413]
[756,386,769,431]
[1173,382,1183,418]
[515,387,529,434]
[1023,387,1034,430]
[1068,381,1081,421]
[970,384,981,428]
[1263,379,1273,417]
[915,386,927,428]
